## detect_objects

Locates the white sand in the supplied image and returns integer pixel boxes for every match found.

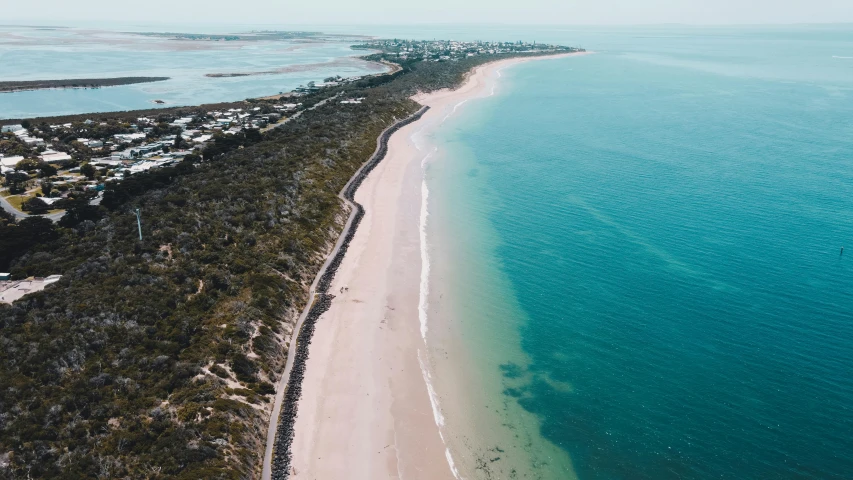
[289,53,586,479]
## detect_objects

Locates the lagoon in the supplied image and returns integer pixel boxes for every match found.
[0,26,384,118]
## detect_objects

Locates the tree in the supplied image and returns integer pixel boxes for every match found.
[5,170,28,194]
[81,163,97,180]
[21,197,49,214]
[5,170,28,184]
[58,200,103,228]
[174,134,183,150]
[38,163,57,178]
[0,215,58,271]
[244,128,261,143]
[15,158,41,172]
[41,182,52,196]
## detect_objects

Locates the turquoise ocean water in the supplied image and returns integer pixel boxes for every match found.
[423,25,853,479]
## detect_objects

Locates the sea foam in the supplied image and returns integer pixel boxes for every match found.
[412,105,467,479]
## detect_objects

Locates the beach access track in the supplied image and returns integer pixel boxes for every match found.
[261,105,430,480]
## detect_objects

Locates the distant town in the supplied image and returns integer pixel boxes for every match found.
[356,38,581,62]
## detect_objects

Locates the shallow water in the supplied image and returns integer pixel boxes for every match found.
[425,25,853,480]
[0,25,384,118]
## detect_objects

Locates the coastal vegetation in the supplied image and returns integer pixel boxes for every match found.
[0,40,579,478]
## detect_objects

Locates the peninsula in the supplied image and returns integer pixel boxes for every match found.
[0,77,170,93]
[0,38,583,479]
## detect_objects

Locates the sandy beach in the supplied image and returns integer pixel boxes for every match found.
[288,53,585,479]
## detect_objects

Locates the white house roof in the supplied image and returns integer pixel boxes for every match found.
[40,152,73,163]
[0,156,24,167]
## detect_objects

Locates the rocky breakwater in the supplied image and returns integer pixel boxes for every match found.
[270,106,429,479]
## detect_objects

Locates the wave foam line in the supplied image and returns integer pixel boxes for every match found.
[418,147,436,340]
[418,349,463,479]
[415,131,461,478]
[442,99,469,122]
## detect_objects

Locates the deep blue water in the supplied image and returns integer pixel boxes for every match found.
[434,26,853,479]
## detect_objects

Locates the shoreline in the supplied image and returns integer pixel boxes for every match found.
[262,107,430,480]
[282,52,587,479]
[411,52,588,480]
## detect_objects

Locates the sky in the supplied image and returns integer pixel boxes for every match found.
[4,0,853,26]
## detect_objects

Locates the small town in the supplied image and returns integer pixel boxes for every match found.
[1,103,294,216]
[358,38,581,62]
[0,79,378,223]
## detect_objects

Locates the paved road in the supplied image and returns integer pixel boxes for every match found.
[0,194,65,222]
[261,93,342,133]
[0,194,28,220]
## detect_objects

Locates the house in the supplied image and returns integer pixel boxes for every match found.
[0,155,25,168]
[22,136,45,146]
[40,152,73,163]
[1,125,23,133]
[114,133,146,143]
[0,273,9,281]
[91,157,123,167]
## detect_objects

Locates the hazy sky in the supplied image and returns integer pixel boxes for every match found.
[6,0,853,25]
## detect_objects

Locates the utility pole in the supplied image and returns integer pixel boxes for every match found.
[134,208,142,241]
